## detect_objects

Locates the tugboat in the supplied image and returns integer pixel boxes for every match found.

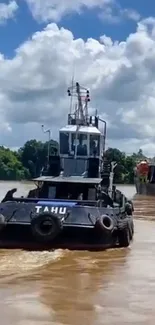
[0,82,134,250]
[134,159,155,195]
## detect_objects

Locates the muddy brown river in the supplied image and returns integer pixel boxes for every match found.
[0,182,155,324]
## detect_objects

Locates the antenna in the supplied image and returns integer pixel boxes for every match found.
[67,81,90,126]
[41,124,51,163]
[69,71,75,114]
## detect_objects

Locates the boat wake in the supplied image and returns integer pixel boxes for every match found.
[0,249,66,283]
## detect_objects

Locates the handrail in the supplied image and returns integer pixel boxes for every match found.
[9,197,99,204]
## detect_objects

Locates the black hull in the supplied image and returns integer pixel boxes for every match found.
[0,241,117,252]
[0,224,119,251]
[0,196,134,251]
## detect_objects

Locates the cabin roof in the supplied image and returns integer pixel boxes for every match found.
[33,176,102,185]
[59,125,101,134]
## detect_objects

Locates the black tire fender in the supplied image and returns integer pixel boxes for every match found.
[128,200,134,212]
[128,218,134,239]
[95,214,114,233]
[117,218,128,230]
[125,201,134,215]
[125,216,134,239]
[31,213,63,243]
[117,218,130,247]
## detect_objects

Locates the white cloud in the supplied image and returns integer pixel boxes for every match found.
[24,0,114,22]
[24,0,140,25]
[124,9,140,22]
[1,19,155,155]
[99,3,140,24]
[0,1,18,24]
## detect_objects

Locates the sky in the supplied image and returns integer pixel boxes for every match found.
[1,1,155,156]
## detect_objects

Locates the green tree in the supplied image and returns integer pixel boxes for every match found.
[104,148,143,184]
[105,148,126,183]
[0,146,29,180]
[19,139,58,178]
[131,149,146,162]
[123,155,135,184]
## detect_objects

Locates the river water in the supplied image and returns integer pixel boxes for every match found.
[0,182,155,325]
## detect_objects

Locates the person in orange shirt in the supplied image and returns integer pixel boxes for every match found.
[136,160,149,183]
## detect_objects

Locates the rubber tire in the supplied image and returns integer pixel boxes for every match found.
[31,213,63,243]
[128,200,134,212]
[130,219,134,239]
[118,226,130,247]
[125,202,133,216]
[95,215,114,233]
[126,217,134,240]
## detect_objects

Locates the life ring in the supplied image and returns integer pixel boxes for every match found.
[31,213,63,243]
[95,215,114,233]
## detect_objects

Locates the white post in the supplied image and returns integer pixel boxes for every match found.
[41,125,51,164]
[74,125,80,159]
[109,161,117,197]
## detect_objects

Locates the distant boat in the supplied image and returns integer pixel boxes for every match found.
[134,159,155,195]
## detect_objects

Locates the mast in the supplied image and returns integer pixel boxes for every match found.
[67,82,90,126]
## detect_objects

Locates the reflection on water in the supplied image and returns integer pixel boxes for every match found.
[0,182,155,324]
[134,194,155,221]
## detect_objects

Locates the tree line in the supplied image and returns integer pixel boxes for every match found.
[0,140,146,184]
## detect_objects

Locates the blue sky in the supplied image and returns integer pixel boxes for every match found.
[0,0,155,58]
[1,0,155,155]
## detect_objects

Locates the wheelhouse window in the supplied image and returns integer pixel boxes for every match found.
[55,183,88,200]
[48,186,56,199]
[71,133,87,156]
[90,134,100,156]
[60,132,69,154]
